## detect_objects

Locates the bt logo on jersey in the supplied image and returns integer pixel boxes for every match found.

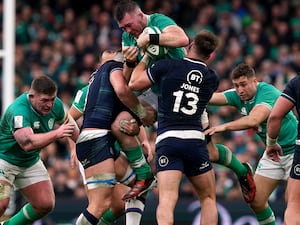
[187,70,203,85]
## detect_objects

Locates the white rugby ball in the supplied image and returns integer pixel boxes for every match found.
[143,26,168,59]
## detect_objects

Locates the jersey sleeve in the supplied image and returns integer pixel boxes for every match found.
[72,86,89,113]
[53,98,67,124]
[222,88,240,106]
[255,83,278,110]
[147,59,171,84]
[281,75,300,105]
[12,106,33,130]
[149,13,177,31]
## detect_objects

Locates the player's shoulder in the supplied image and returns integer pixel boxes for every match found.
[258,81,280,94]
[148,13,176,27]
[288,74,300,86]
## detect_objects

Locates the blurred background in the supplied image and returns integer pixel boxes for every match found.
[0,0,299,224]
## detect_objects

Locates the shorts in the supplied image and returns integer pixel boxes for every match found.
[156,137,212,176]
[137,88,158,111]
[76,130,116,169]
[0,159,50,190]
[256,151,293,180]
[289,144,300,179]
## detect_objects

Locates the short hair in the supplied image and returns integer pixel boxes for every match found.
[30,75,57,95]
[193,30,218,60]
[114,0,139,22]
[230,63,256,80]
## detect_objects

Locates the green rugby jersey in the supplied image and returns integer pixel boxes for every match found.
[0,92,66,167]
[72,85,88,113]
[122,13,185,65]
[223,82,297,155]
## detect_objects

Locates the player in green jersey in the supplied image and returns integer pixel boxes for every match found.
[205,63,297,225]
[0,75,79,225]
[114,0,189,81]
[114,0,189,200]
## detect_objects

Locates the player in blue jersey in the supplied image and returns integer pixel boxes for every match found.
[266,75,300,225]
[129,30,219,225]
[205,63,297,225]
[75,50,155,225]
[0,75,79,225]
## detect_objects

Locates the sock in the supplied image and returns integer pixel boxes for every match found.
[255,206,275,225]
[216,144,248,178]
[125,197,145,225]
[98,209,119,225]
[123,146,152,180]
[4,203,42,224]
[76,209,99,225]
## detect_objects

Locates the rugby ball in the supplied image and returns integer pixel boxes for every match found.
[143,26,168,59]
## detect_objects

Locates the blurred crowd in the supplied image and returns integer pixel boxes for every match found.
[1,0,300,204]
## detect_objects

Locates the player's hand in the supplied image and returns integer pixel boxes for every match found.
[56,121,75,138]
[204,125,226,135]
[136,33,149,49]
[143,141,154,162]
[122,46,139,63]
[266,144,283,162]
[119,118,140,136]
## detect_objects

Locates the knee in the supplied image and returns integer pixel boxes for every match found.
[249,198,267,212]
[32,197,55,216]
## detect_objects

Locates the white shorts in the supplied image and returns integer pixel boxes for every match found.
[255,151,293,180]
[137,88,158,111]
[0,159,50,190]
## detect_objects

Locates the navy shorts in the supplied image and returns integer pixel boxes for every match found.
[155,138,212,176]
[76,133,119,169]
[290,145,300,179]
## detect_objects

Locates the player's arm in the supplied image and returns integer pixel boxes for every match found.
[208,92,228,105]
[122,46,139,82]
[205,104,270,135]
[14,119,76,152]
[267,96,294,140]
[265,96,293,161]
[110,68,155,126]
[137,25,189,49]
[128,55,152,91]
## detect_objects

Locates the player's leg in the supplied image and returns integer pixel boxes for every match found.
[249,152,292,225]
[114,151,146,225]
[284,178,300,225]
[156,170,182,225]
[188,169,217,225]
[3,160,54,224]
[284,147,300,225]
[185,138,217,225]
[76,133,116,225]
[249,174,278,225]
[206,136,256,203]
[112,111,155,200]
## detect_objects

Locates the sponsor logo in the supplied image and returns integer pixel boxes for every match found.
[33,121,40,129]
[158,155,169,167]
[199,161,209,170]
[48,118,55,129]
[187,70,203,85]
[294,164,300,176]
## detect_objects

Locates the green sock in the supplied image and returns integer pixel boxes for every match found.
[123,146,152,180]
[255,206,275,225]
[99,209,119,225]
[5,203,42,224]
[216,144,248,178]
